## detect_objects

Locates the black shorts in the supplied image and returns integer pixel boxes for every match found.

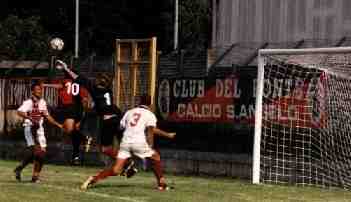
[99,116,123,146]
[55,105,83,122]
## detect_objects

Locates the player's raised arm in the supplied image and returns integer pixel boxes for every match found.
[55,60,78,79]
[55,60,97,95]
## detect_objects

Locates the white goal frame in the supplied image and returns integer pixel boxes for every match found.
[252,46,351,184]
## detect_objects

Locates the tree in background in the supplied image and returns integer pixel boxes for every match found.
[0,15,50,60]
[0,0,211,58]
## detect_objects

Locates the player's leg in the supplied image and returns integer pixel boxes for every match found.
[81,141,134,190]
[122,158,138,178]
[100,116,137,178]
[71,120,85,165]
[14,126,36,181]
[14,146,34,181]
[31,132,47,183]
[133,142,169,190]
[78,113,93,153]
[148,151,169,190]
[80,157,129,190]
[139,146,169,191]
[100,118,119,159]
[32,146,46,183]
[63,118,80,165]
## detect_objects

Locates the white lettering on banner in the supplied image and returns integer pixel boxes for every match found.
[253,78,317,99]
[215,79,241,98]
[173,79,205,98]
[239,105,247,118]
[226,105,235,119]
[272,79,283,98]
[198,80,205,97]
[176,103,256,120]
[225,104,254,120]
[181,80,188,97]
[177,103,222,118]
[264,104,299,120]
[173,80,181,97]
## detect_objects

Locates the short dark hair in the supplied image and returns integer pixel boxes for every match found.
[139,94,152,106]
[96,72,113,88]
[31,81,41,90]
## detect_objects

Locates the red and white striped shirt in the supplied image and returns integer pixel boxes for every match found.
[18,97,49,127]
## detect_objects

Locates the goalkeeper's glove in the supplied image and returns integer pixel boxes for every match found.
[55,60,67,70]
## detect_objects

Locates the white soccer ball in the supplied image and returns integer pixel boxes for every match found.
[50,37,64,51]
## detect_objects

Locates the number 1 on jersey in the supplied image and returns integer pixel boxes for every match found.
[104,93,111,105]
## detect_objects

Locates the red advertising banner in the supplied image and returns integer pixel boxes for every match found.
[157,74,256,123]
[157,72,327,128]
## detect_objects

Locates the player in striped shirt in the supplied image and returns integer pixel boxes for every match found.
[14,82,63,182]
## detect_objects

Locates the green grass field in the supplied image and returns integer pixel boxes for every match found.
[1,159,351,202]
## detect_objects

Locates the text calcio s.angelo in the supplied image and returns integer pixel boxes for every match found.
[170,78,255,121]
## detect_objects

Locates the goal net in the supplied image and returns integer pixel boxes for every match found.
[253,47,351,189]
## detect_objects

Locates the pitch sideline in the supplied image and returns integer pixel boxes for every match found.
[0,182,146,202]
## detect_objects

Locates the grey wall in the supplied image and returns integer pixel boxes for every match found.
[212,0,351,47]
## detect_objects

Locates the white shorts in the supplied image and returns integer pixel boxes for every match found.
[117,142,154,159]
[24,126,47,148]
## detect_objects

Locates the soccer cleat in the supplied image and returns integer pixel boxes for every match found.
[71,156,81,166]
[14,169,21,182]
[31,176,41,183]
[80,176,95,190]
[157,183,172,191]
[126,166,138,178]
[120,159,138,178]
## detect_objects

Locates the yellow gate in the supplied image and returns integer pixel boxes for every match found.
[114,37,157,112]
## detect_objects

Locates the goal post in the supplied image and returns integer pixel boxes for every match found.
[253,47,351,188]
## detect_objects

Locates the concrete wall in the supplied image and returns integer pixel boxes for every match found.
[0,141,251,179]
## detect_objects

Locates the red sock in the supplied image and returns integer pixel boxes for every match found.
[32,161,42,178]
[93,169,116,183]
[102,148,118,159]
[151,159,163,182]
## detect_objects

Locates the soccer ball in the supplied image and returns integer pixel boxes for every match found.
[50,38,64,51]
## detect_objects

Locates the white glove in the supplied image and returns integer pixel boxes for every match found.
[55,60,67,70]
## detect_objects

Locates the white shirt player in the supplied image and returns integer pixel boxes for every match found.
[17,98,49,148]
[118,105,157,159]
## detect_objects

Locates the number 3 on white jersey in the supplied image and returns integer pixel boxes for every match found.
[129,113,141,127]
